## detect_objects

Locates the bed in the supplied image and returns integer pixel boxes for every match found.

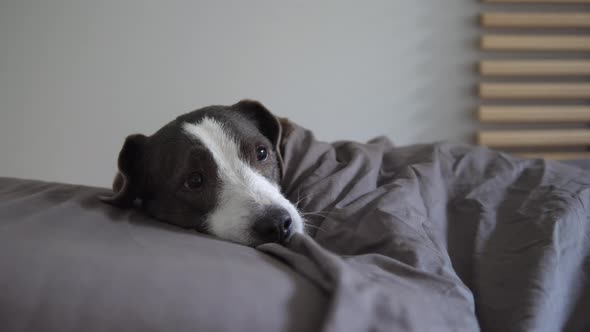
[1,122,589,331]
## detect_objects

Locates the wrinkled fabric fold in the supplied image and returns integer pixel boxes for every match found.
[264,123,590,332]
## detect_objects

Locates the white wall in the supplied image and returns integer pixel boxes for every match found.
[0,0,479,187]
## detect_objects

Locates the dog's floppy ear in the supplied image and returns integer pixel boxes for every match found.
[99,134,147,207]
[235,99,281,146]
[234,99,290,176]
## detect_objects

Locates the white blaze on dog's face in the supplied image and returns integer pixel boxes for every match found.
[182,118,303,245]
[101,100,304,246]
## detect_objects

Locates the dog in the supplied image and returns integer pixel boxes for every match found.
[100,100,304,246]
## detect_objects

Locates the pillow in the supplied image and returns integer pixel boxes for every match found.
[0,177,326,332]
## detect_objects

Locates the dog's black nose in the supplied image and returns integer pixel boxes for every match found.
[253,208,293,243]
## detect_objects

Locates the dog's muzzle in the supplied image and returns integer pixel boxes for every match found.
[253,207,294,244]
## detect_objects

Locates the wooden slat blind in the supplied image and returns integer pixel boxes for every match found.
[479,83,590,99]
[516,152,590,160]
[480,60,590,76]
[482,13,590,28]
[478,129,590,147]
[481,35,590,51]
[479,106,590,123]
[484,0,590,3]
[477,2,590,160]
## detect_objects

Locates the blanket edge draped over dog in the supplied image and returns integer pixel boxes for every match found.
[260,123,590,332]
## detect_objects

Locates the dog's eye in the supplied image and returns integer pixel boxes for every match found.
[184,173,203,190]
[256,146,268,161]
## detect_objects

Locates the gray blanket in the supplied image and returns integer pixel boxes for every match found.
[260,123,590,332]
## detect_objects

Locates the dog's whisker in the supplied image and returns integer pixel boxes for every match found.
[295,190,340,206]
[294,191,314,207]
[303,222,326,232]
[302,212,330,219]
[295,190,305,207]
[296,190,302,207]
[295,197,305,208]
[301,210,338,218]
[304,209,338,215]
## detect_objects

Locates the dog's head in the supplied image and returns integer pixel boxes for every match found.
[100,100,303,246]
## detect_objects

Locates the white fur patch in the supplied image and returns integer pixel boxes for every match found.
[183,118,303,245]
